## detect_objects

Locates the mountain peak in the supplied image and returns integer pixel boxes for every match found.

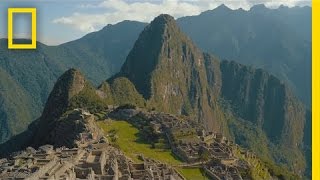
[56,68,86,97]
[30,68,88,146]
[151,14,175,24]
[119,14,199,99]
[64,68,83,78]
[147,14,178,33]
[250,4,268,11]
[41,68,86,120]
[63,68,82,77]
[199,4,231,16]
[216,4,231,10]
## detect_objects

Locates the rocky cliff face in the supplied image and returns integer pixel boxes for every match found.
[219,60,306,147]
[216,60,307,172]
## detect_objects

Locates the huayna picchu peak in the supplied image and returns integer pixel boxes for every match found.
[152,14,176,24]
[0,14,310,179]
[120,14,188,99]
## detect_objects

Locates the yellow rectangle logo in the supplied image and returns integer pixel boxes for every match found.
[8,8,37,49]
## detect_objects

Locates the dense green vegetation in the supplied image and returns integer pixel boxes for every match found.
[228,117,301,179]
[109,77,146,107]
[220,97,306,176]
[69,82,108,113]
[98,77,146,108]
[0,68,35,142]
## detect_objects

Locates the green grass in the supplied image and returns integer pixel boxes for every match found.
[97,119,208,179]
[177,168,207,180]
[97,120,181,165]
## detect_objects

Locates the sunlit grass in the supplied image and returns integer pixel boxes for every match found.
[97,119,181,165]
[177,167,208,180]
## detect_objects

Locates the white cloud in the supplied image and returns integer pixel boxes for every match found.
[53,12,107,32]
[53,0,311,33]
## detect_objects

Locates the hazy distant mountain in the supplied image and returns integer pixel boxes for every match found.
[177,4,311,106]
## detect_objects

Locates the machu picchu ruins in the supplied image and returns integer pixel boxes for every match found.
[0,106,289,179]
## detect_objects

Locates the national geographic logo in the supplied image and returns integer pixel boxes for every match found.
[8,8,37,49]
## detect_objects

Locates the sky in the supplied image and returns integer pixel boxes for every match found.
[0,0,311,45]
